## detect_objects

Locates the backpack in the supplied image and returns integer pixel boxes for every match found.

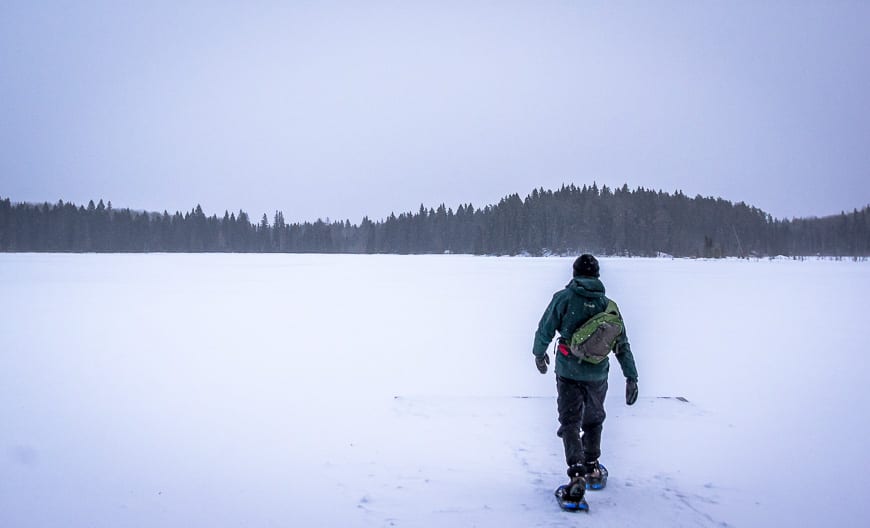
[569,300,624,364]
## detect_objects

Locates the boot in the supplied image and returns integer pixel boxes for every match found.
[584,460,602,480]
[565,466,587,500]
[584,459,608,490]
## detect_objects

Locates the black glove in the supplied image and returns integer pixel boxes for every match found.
[626,378,638,405]
[535,354,550,374]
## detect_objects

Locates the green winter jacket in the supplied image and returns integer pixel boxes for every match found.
[533,276,638,382]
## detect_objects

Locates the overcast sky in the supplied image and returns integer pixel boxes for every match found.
[2,1,869,222]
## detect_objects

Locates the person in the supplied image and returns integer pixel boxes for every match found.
[532,254,638,502]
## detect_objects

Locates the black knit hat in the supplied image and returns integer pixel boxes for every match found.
[573,254,600,278]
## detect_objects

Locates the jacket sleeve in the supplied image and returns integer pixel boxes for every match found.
[533,293,562,357]
[614,327,638,381]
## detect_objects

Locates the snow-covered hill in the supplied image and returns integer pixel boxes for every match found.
[1,254,867,527]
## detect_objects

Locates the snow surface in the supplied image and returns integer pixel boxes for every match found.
[1,254,869,527]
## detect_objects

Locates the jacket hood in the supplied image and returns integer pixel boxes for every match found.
[566,276,605,299]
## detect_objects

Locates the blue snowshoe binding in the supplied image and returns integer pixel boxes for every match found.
[585,461,609,491]
[555,471,589,512]
[555,484,589,511]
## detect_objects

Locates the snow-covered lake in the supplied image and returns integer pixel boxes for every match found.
[2,254,868,527]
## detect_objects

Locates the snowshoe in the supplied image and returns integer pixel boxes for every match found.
[555,484,589,512]
[555,473,589,512]
[584,461,609,491]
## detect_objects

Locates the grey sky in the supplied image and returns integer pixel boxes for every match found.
[2,1,869,223]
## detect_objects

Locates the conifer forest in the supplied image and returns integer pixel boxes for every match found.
[2,184,868,257]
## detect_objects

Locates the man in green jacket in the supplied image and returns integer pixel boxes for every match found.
[533,254,638,502]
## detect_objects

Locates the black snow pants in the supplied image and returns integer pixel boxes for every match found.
[556,375,608,471]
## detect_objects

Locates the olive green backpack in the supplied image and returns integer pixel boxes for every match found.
[569,300,624,364]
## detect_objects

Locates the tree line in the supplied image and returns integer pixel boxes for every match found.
[1,184,868,256]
